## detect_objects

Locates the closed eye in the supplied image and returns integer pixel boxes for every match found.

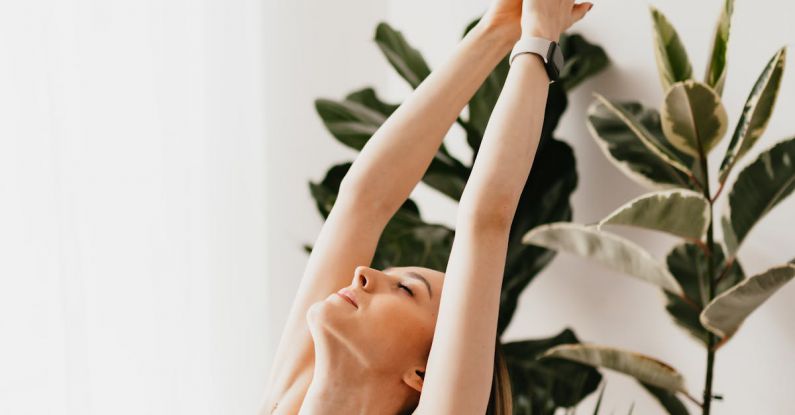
[398,282,414,297]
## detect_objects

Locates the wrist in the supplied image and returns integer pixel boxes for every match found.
[520,19,561,43]
[474,18,521,52]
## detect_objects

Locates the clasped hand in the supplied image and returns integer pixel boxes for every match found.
[481,0,593,42]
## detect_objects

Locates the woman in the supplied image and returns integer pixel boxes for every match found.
[262,0,593,413]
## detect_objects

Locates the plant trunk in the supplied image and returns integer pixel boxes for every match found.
[700,157,717,415]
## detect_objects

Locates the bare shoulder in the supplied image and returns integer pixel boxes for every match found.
[261,366,313,415]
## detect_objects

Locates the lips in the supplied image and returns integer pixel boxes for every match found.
[335,288,358,309]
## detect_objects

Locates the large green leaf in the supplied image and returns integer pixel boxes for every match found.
[592,94,693,178]
[704,0,734,96]
[314,96,388,150]
[504,329,602,414]
[722,137,795,256]
[718,47,787,183]
[374,22,431,89]
[650,6,693,92]
[543,344,688,394]
[661,80,728,157]
[558,33,610,92]
[586,99,694,189]
[664,243,745,344]
[523,223,683,295]
[597,189,709,240]
[315,88,469,201]
[701,264,795,337]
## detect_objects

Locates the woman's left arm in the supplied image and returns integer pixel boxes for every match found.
[338,11,519,219]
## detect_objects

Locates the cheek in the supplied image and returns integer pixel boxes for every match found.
[365,297,436,352]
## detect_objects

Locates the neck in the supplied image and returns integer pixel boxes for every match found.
[299,336,415,415]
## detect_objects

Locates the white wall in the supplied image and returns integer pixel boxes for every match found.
[1,1,269,414]
[265,0,795,414]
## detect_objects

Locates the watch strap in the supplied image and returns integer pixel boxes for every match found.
[509,36,563,82]
[509,37,553,66]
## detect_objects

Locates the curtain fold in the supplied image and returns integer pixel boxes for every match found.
[0,1,269,414]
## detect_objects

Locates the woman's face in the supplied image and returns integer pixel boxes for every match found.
[307,265,445,378]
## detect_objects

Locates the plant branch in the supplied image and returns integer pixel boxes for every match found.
[682,391,704,408]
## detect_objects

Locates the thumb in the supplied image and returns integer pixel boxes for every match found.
[570,2,593,24]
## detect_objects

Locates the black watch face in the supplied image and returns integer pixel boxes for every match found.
[545,43,564,81]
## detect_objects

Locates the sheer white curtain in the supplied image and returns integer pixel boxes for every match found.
[0,1,270,414]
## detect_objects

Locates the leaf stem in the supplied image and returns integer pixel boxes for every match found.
[698,150,718,415]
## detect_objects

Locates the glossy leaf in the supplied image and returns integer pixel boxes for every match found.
[664,243,745,344]
[374,22,431,89]
[701,264,795,337]
[650,6,693,91]
[661,80,728,156]
[559,33,610,92]
[722,137,795,256]
[544,344,687,394]
[587,99,694,189]
[704,0,734,95]
[593,94,693,177]
[504,329,602,413]
[598,189,709,240]
[718,47,787,183]
[523,223,683,295]
[315,88,469,201]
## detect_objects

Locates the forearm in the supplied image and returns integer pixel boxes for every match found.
[340,22,517,213]
[458,52,550,222]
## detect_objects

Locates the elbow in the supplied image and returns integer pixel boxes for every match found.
[336,177,394,217]
[457,199,515,231]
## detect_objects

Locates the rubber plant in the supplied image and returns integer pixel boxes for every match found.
[305,18,610,414]
[524,1,794,414]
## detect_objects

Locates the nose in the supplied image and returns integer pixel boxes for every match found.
[353,265,373,291]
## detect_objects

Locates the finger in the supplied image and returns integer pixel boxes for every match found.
[570,2,593,23]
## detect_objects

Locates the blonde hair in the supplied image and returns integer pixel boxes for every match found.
[487,339,513,415]
[400,339,513,415]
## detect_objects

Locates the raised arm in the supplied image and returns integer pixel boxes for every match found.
[339,8,521,218]
[415,1,592,413]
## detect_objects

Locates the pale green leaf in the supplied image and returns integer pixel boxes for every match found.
[650,6,693,92]
[522,223,683,295]
[661,80,728,156]
[701,264,795,337]
[704,0,734,95]
[598,189,709,240]
[664,243,745,344]
[594,94,693,176]
[718,47,787,183]
[722,137,795,256]
[586,99,694,189]
[543,344,687,394]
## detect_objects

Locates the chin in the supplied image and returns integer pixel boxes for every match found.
[305,296,347,334]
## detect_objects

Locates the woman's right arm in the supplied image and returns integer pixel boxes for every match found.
[414,1,591,413]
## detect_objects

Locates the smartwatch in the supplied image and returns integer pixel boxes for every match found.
[509,36,564,83]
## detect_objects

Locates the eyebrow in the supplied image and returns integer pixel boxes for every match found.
[404,271,433,299]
